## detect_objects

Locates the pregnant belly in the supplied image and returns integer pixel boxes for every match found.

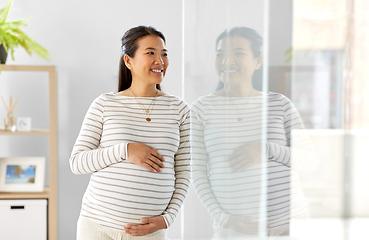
[83,162,175,225]
[209,161,291,216]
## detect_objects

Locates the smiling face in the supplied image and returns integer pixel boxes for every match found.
[124,35,168,86]
[215,36,262,85]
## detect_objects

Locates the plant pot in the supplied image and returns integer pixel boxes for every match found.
[0,44,8,64]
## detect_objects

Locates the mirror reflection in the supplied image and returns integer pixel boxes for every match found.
[191,26,318,239]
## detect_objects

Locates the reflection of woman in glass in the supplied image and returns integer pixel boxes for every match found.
[70,26,190,240]
[191,27,317,238]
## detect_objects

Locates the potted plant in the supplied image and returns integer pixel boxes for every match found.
[0,0,51,71]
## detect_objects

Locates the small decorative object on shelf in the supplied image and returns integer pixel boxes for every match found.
[17,117,32,131]
[0,157,45,192]
[4,113,16,131]
[1,95,19,131]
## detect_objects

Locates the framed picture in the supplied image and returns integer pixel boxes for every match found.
[0,157,45,192]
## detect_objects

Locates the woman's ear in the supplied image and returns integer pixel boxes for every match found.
[255,55,263,70]
[123,54,132,70]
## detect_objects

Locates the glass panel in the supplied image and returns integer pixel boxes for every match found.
[185,0,291,239]
[183,0,369,239]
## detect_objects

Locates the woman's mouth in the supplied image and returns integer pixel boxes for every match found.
[221,69,238,73]
[151,69,163,73]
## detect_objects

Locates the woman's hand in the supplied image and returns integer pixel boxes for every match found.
[124,216,167,236]
[224,215,269,235]
[226,142,267,172]
[127,143,165,172]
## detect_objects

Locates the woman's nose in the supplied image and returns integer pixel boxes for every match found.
[222,54,234,65]
[154,55,164,65]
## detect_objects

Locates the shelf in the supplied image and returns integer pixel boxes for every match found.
[1,65,58,239]
[0,129,50,135]
[0,187,50,199]
[0,64,55,72]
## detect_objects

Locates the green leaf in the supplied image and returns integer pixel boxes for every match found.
[0,0,12,24]
[0,0,51,70]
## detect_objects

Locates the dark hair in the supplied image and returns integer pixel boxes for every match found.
[215,26,263,91]
[118,26,166,92]
[215,26,263,57]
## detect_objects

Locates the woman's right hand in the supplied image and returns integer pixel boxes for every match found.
[226,142,266,172]
[127,143,165,172]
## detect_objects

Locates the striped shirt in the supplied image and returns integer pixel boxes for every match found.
[191,92,317,234]
[69,92,191,230]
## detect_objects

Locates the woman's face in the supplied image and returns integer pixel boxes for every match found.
[125,35,168,86]
[215,36,262,85]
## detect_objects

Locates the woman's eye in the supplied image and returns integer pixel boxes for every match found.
[216,53,223,57]
[235,52,244,56]
[147,52,154,55]
[163,53,168,57]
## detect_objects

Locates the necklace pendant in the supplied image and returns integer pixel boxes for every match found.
[145,109,150,113]
[146,118,151,122]
[237,118,242,122]
[237,110,242,113]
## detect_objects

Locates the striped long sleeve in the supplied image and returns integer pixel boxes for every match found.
[69,93,191,230]
[191,105,230,227]
[162,102,191,226]
[69,96,127,174]
[267,96,318,172]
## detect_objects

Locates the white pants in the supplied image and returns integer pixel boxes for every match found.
[76,217,169,240]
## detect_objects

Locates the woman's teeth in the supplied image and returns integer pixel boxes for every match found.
[222,70,238,73]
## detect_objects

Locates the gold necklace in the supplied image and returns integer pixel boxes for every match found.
[130,88,158,122]
[227,89,254,122]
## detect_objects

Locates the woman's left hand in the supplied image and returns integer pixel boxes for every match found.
[124,216,167,236]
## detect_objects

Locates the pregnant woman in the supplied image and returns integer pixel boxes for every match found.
[70,26,190,240]
[191,26,318,238]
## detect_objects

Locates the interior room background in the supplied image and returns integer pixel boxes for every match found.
[0,0,368,239]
